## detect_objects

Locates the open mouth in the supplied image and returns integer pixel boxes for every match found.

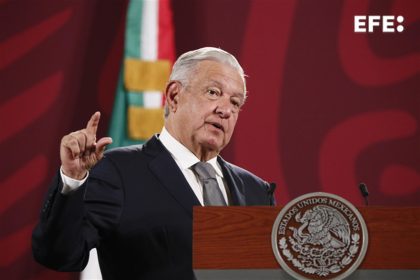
[209,122,224,132]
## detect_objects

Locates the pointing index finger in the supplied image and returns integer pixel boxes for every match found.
[86,111,101,136]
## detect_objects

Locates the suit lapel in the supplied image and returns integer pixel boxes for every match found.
[145,136,201,218]
[218,157,246,206]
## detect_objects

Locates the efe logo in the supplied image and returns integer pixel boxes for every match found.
[354,15,404,33]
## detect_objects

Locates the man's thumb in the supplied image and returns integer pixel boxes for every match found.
[96,137,113,154]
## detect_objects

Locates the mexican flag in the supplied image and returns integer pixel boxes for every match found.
[108,0,175,149]
[81,0,175,278]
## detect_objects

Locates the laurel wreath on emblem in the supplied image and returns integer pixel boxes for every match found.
[278,205,360,277]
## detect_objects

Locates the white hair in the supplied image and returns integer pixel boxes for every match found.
[165,47,246,117]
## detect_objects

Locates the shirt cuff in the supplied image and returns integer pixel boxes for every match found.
[60,167,89,194]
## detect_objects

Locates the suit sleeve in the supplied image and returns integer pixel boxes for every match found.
[32,156,123,271]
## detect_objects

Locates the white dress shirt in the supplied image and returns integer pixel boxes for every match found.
[158,127,228,205]
[61,127,229,205]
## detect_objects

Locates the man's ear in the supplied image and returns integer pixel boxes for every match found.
[165,81,181,113]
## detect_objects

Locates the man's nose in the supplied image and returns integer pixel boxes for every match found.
[215,98,233,118]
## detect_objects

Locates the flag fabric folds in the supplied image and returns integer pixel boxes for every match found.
[108,0,175,149]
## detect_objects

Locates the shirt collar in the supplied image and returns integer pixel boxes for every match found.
[159,127,224,177]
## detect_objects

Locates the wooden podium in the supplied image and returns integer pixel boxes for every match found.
[193,206,420,279]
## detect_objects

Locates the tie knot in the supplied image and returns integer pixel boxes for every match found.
[192,162,217,180]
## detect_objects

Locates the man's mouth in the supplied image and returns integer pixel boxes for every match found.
[209,122,224,132]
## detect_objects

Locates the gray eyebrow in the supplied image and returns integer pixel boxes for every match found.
[207,80,245,98]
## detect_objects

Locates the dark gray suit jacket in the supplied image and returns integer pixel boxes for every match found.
[32,135,275,279]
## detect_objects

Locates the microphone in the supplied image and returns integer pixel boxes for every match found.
[268,183,276,205]
[359,182,369,206]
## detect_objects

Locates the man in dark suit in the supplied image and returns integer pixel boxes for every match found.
[32,47,275,279]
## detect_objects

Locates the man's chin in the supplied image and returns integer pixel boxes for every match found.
[201,139,224,153]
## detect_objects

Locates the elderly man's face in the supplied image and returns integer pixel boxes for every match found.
[167,60,245,159]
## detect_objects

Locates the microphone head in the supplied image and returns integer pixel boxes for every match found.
[359,182,369,197]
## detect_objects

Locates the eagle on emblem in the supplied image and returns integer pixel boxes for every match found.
[290,205,351,249]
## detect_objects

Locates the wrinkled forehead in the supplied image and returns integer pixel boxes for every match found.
[191,60,246,94]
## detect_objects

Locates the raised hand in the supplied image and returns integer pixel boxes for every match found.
[60,112,113,179]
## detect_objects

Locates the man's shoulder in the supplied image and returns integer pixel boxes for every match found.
[221,160,248,175]
[221,158,276,205]
[105,144,144,156]
[220,159,267,184]
[91,145,145,174]
[104,135,164,159]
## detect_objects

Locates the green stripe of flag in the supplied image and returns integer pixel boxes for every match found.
[126,0,144,106]
[108,0,146,149]
[125,0,143,58]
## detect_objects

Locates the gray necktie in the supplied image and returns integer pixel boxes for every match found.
[192,162,227,206]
